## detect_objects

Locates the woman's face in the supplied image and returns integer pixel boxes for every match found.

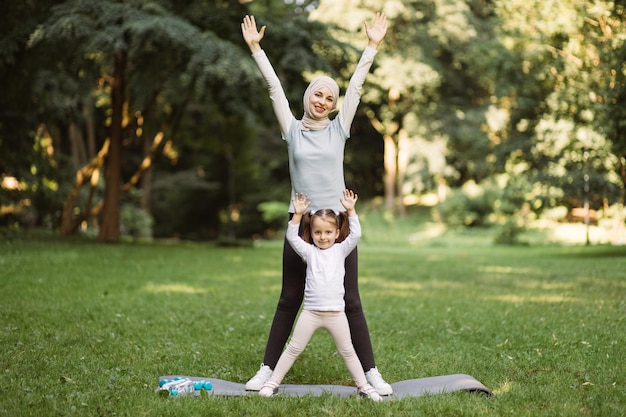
[307,86,335,119]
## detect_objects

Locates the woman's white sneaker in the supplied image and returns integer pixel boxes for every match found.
[245,364,273,391]
[365,367,393,395]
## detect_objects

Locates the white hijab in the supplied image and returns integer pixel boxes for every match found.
[301,76,340,131]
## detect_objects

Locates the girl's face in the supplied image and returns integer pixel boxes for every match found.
[307,86,335,119]
[310,216,340,249]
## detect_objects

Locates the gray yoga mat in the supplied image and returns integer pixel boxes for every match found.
[158,373,492,399]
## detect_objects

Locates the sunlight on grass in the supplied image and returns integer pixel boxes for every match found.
[408,223,447,243]
[361,276,424,293]
[143,283,211,294]
[423,280,466,290]
[492,379,513,395]
[256,270,282,278]
[514,280,577,291]
[478,265,538,275]
[483,294,582,304]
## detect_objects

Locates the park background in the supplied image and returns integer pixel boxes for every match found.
[1,0,625,243]
[1,0,625,416]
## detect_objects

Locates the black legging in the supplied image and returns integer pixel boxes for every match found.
[261,226,376,371]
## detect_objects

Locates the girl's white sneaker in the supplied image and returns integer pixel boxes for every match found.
[358,383,383,401]
[258,380,279,397]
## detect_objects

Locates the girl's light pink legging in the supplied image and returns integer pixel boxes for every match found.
[267,309,367,388]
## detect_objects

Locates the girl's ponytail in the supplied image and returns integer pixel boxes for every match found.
[300,211,313,243]
[336,211,350,243]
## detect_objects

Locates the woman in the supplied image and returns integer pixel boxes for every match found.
[241,12,392,395]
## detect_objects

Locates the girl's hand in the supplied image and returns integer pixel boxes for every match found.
[292,193,311,215]
[340,189,358,212]
[241,15,265,52]
[364,12,388,49]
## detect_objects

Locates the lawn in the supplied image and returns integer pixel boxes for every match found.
[1,212,625,416]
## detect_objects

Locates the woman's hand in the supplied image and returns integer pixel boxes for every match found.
[241,15,265,53]
[364,12,388,49]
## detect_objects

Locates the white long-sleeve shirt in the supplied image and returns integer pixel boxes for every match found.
[252,48,378,213]
[286,215,362,311]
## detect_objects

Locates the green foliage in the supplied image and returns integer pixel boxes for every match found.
[493,219,528,246]
[120,204,153,240]
[0,133,74,229]
[439,172,534,229]
[150,169,221,240]
[490,0,626,205]
[1,0,625,239]
[439,182,499,227]
[257,200,289,224]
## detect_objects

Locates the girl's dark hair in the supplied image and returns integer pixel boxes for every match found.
[301,209,350,244]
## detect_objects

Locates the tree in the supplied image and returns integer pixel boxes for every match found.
[311,0,624,222]
[489,0,624,213]
[311,0,499,213]
[0,0,71,227]
[28,0,253,241]
[584,1,626,204]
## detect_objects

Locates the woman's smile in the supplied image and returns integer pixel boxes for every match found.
[308,87,335,118]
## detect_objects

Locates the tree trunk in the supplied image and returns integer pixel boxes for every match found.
[98,51,126,242]
[383,135,397,212]
[368,116,400,214]
[396,129,410,216]
[83,98,97,158]
[617,154,626,206]
[140,132,153,215]
[68,121,87,170]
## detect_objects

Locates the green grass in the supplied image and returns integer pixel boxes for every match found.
[1,212,625,416]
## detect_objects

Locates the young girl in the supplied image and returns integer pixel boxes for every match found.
[259,190,381,401]
[241,13,393,395]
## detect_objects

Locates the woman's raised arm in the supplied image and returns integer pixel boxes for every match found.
[364,12,388,50]
[241,15,265,54]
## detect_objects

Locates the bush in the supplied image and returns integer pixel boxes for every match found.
[120,204,153,239]
[493,219,528,245]
[440,176,531,229]
[257,200,288,228]
[150,169,221,239]
[439,181,497,227]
